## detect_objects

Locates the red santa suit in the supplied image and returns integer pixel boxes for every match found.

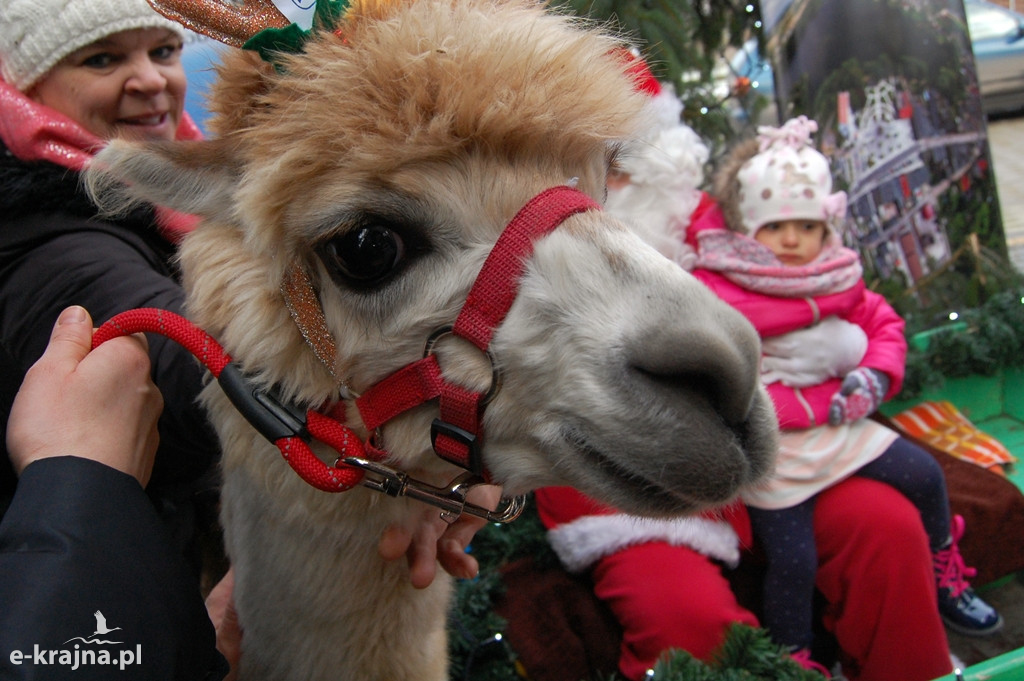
[535,486,759,679]
[535,476,952,681]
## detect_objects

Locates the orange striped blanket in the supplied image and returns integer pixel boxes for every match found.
[889,401,1016,475]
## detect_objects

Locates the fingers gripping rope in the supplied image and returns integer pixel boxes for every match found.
[93,308,368,492]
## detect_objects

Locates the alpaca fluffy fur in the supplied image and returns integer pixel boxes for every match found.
[85,1,779,679]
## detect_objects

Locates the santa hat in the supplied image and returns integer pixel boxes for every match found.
[735,116,847,235]
[0,0,184,91]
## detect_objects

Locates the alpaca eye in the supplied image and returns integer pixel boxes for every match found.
[316,224,406,286]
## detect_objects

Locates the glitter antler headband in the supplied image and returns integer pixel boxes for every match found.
[146,0,349,64]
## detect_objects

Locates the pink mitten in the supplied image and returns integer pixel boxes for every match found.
[828,368,889,426]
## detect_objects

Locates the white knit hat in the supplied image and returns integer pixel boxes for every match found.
[0,0,184,91]
[737,116,847,235]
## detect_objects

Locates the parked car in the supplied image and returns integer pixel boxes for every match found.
[726,0,1024,123]
[967,0,1024,115]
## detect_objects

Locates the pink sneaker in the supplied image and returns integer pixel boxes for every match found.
[934,515,1003,636]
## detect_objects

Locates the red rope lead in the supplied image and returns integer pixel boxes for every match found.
[275,434,365,492]
[93,308,368,492]
[92,307,233,377]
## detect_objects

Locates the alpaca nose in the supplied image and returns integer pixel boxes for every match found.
[628,304,762,427]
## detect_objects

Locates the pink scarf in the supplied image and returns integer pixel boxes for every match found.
[0,79,202,241]
[695,228,863,297]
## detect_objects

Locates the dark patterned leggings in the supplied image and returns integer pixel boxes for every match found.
[747,436,950,649]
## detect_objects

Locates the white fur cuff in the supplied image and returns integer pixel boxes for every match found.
[547,513,741,573]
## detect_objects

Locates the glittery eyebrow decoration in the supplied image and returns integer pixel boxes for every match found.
[146,0,349,67]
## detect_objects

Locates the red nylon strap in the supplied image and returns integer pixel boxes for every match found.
[435,185,599,470]
[452,185,600,350]
[433,381,485,473]
[355,354,445,431]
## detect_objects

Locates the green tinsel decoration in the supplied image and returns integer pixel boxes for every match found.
[648,625,826,681]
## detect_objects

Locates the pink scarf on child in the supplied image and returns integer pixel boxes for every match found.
[0,79,201,241]
[695,228,863,298]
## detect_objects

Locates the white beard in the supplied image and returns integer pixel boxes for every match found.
[605,181,700,270]
[606,111,709,271]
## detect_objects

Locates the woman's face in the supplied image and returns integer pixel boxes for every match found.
[28,28,186,142]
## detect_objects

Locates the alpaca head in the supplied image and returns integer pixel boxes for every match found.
[86,0,777,517]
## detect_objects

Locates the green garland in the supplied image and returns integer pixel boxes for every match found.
[648,625,825,681]
[898,285,1024,400]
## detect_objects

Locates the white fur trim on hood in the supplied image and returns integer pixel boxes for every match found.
[547,513,741,573]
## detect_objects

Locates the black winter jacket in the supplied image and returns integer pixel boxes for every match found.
[0,456,228,680]
[0,143,220,525]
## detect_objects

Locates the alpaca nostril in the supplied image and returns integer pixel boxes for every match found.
[629,319,761,426]
[632,357,754,426]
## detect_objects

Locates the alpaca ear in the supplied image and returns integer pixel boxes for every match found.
[88,139,241,225]
[146,0,290,47]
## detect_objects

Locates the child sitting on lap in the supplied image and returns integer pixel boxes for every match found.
[692,116,1002,668]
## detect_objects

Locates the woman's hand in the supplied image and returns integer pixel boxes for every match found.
[6,305,162,487]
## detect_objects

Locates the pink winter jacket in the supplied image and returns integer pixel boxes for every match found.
[685,193,907,430]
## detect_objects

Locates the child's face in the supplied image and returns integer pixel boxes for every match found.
[754,220,828,266]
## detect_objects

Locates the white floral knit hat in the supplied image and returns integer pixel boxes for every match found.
[737,116,847,235]
[0,0,184,91]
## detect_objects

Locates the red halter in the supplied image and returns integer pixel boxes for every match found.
[93,185,599,520]
[355,185,600,474]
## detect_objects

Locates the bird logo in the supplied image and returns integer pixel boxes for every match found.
[63,611,123,645]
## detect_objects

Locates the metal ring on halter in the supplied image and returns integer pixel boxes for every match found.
[423,326,502,405]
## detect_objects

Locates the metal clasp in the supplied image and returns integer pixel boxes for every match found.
[340,456,525,524]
